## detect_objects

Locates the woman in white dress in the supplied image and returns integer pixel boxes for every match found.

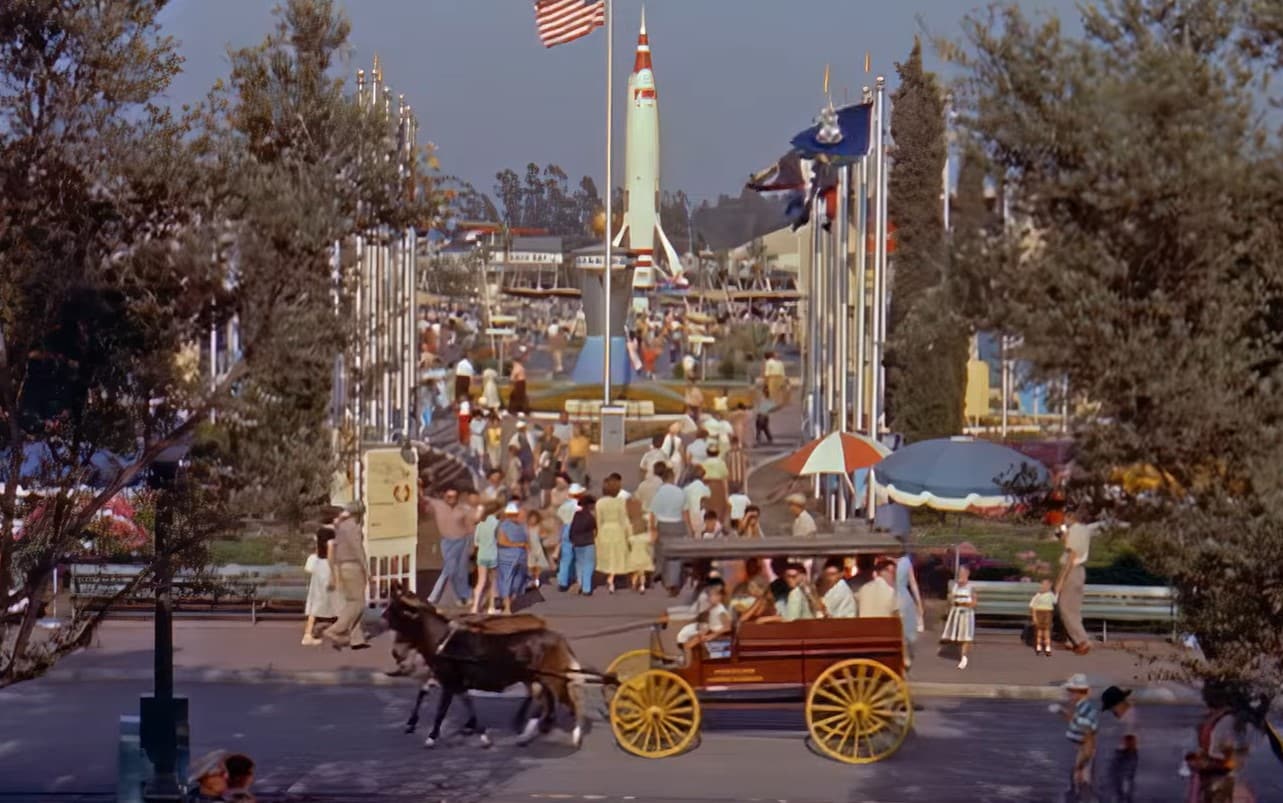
[480,367,501,410]
[302,524,341,645]
[940,564,978,669]
[593,475,633,593]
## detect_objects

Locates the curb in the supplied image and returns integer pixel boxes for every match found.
[909,681,1201,706]
[39,666,1202,704]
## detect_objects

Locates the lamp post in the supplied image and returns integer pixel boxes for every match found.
[140,444,189,802]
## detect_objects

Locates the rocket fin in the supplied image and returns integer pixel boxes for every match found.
[612,223,628,249]
[654,222,684,279]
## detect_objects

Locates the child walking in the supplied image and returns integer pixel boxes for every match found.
[941,565,977,669]
[1030,578,1058,656]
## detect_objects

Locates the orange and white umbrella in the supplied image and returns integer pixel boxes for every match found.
[779,431,890,476]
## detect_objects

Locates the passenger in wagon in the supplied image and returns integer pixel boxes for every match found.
[677,583,732,665]
[817,558,857,619]
[781,563,816,621]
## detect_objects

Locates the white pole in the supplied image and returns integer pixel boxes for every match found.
[602,0,614,404]
[836,163,850,521]
[854,150,868,436]
[868,76,888,520]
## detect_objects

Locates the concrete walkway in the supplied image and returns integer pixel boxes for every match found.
[47,583,1197,704]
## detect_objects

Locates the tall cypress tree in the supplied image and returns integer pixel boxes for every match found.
[884,38,965,441]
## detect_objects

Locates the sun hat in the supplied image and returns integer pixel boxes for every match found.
[516,420,527,429]
[1101,685,1132,711]
[187,750,229,785]
[503,502,521,516]
[786,492,808,507]
[568,483,586,496]
[1063,673,1091,691]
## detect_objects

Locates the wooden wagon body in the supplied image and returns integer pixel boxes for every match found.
[605,533,913,764]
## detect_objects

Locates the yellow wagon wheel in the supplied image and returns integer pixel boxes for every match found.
[805,658,912,764]
[609,669,701,759]
[601,649,654,705]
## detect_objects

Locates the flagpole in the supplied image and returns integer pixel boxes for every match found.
[868,75,887,520]
[602,0,614,404]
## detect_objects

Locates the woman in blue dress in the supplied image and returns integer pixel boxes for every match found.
[895,549,925,669]
[495,502,530,613]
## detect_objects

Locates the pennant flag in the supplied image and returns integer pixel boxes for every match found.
[747,151,806,198]
[791,102,873,163]
[535,0,605,48]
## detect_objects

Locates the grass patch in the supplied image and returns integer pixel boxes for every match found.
[209,534,311,567]
[909,513,1162,584]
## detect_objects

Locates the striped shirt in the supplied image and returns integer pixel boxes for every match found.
[1066,698,1100,744]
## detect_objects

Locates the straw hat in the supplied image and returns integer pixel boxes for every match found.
[187,750,228,785]
[786,493,808,507]
[503,502,522,516]
[1063,673,1091,691]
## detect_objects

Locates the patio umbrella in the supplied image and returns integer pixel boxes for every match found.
[873,436,1050,512]
[780,431,890,476]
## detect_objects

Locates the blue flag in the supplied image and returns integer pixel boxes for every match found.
[790,103,873,162]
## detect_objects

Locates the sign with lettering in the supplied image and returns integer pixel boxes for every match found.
[364,448,417,541]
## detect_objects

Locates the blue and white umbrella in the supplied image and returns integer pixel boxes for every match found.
[873,436,1050,512]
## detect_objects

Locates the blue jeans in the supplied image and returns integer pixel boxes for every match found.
[573,544,596,593]
[429,536,472,605]
[557,526,576,588]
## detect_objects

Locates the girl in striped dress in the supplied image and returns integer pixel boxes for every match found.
[941,565,977,670]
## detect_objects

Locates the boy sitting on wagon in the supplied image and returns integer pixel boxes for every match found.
[676,583,732,664]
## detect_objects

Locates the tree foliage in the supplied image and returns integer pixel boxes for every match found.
[0,0,439,686]
[885,38,966,441]
[945,0,1283,696]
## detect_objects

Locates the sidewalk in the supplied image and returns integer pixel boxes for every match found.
[45,583,1197,704]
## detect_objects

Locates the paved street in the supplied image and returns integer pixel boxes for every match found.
[2,679,1281,802]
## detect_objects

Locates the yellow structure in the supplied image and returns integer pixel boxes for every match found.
[965,359,991,420]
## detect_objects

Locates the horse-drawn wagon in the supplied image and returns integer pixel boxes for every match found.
[604,533,913,764]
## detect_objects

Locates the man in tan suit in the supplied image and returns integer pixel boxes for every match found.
[856,559,899,619]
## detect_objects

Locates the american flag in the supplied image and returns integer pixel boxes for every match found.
[535,0,605,48]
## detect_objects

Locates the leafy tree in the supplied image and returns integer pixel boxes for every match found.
[0,0,433,687]
[884,38,965,441]
[494,168,523,228]
[945,0,1283,697]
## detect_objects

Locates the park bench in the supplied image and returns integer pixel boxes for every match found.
[69,563,308,623]
[966,579,1177,641]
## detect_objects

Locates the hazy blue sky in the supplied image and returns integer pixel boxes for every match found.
[159,0,1077,205]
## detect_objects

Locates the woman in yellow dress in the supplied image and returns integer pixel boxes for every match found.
[624,495,654,593]
[593,473,632,593]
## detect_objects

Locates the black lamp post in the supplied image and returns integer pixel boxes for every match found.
[141,445,189,802]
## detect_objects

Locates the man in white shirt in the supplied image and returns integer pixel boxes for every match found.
[686,430,710,467]
[787,493,817,537]
[1056,512,1099,655]
[727,491,752,527]
[649,466,689,593]
[556,483,587,591]
[856,559,899,618]
[683,466,711,537]
[639,434,667,481]
[819,559,857,618]
[454,356,475,401]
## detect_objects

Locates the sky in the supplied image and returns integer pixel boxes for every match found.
[158,0,1078,207]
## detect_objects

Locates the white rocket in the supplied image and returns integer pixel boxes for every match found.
[613,7,684,288]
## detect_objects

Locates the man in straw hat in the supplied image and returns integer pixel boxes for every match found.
[787,493,817,538]
[322,501,370,650]
[1051,673,1099,800]
[556,483,587,591]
